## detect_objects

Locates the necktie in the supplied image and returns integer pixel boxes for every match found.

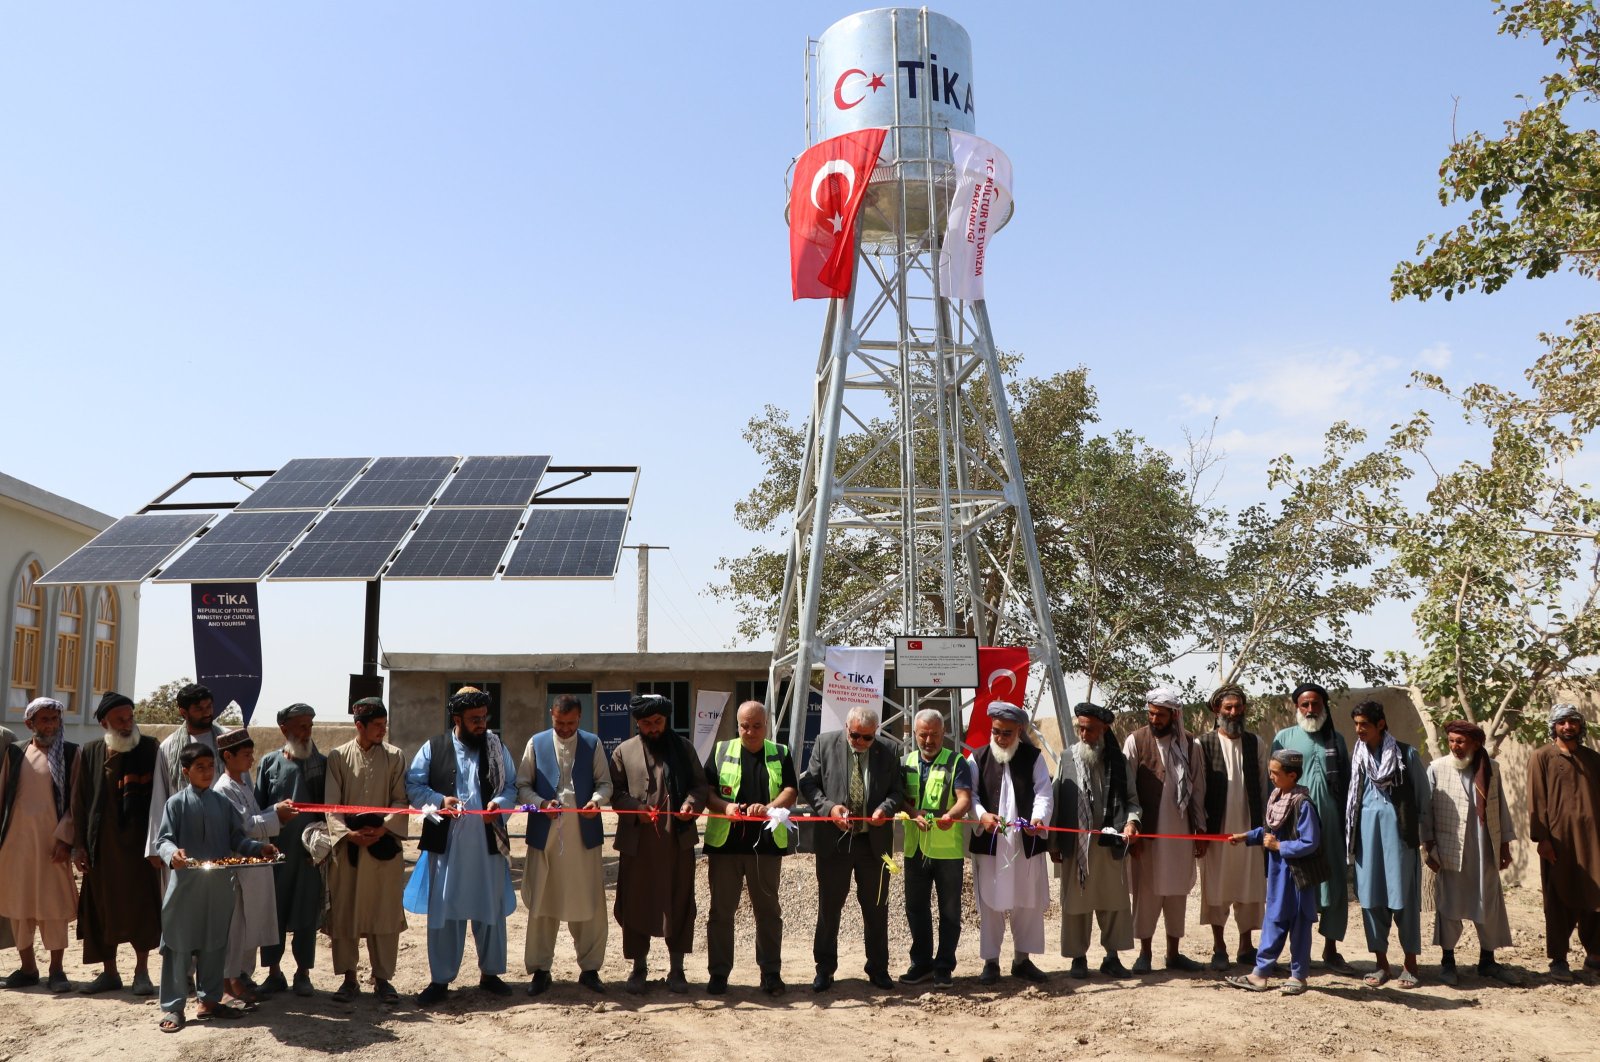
[849,751,866,833]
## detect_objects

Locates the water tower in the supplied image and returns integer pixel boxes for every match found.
[769,7,1068,752]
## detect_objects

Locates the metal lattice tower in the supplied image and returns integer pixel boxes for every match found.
[768,8,1067,755]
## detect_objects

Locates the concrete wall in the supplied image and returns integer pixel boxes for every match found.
[1,478,138,747]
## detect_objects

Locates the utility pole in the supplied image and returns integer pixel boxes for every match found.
[627,544,670,651]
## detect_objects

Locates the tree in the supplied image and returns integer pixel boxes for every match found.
[135,677,192,725]
[1388,0,1600,753]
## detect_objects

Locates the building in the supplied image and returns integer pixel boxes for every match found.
[2,472,139,744]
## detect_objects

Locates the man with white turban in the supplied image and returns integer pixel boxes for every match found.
[968,701,1052,984]
[0,698,80,991]
[1123,686,1207,973]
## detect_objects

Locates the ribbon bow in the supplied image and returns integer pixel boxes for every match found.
[764,807,792,834]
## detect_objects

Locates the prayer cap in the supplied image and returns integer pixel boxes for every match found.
[986,701,1028,724]
[176,683,213,708]
[1073,701,1114,724]
[448,687,492,714]
[1443,720,1486,745]
[351,696,387,723]
[95,691,134,722]
[1144,686,1182,710]
[24,697,64,722]
[630,693,671,720]
[1272,749,1305,771]
[1290,682,1329,706]
[217,728,254,752]
[277,702,316,724]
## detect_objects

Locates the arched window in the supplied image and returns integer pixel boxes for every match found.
[55,585,83,713]
[92,587,119,699]
[9,561,43,710]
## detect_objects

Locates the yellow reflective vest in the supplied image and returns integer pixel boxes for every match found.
[704,738,789,850]
[903,747,964,859]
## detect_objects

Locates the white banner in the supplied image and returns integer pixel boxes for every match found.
[820,646,885,735]
[692,689,731,761]
[937,130,1014,300]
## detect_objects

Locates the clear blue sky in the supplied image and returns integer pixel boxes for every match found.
[2,3,1588,712]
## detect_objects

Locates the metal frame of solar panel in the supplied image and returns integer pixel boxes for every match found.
[383,507,524,580]
[154,510,315,583]
[335,456,457,509]
[233,457,370,511]
[434,455,550,508]
[502,508,628,579]
[269,508,421,581]
[35,513,215,585]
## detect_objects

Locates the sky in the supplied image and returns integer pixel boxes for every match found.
[3,2,1592,715]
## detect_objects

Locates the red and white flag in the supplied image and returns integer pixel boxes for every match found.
[938,130,1013,301]
[962,645,1031,751]
[789,128,888,300]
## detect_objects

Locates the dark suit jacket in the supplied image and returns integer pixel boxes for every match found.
[799,729,903,857]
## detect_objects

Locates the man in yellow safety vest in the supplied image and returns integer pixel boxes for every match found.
[702,701,798,996]
[899,708,972,987]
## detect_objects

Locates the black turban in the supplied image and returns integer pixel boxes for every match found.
[1073,702,1114,724]
[448,687,492,714]
[95,691,134,722]
[630,694,671,720]
[1290,682,1329,708]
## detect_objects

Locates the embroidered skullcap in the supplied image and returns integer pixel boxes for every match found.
[986,701,1028,724]
[1272,749,1305,771]
[351,697,387,724]
[24,697,64,722]
[277,702,315,724]
[94,691,134,722]
[216,728,254,752]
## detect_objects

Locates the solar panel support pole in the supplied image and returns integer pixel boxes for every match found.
[362,579,381,677]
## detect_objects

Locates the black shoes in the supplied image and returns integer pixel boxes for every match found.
[1167,954,1203,973]
[867,971,895,990]
[811,972,833,993]
[979,961,1001,985]
[898,964,935,985]
[760,972,787,995]
[527,970,552,997]
[1099,955,1132,978]
[706,974,728,995]
[259,970,288,995]
[577,970,605,994]
[415,982,448,1006]
[478,974,513,997]
[1010,958,1048,983]
[1068,958,1089,979]
[930,970,953,987]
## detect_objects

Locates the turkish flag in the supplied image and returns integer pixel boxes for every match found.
[789,128,887,300]
[963,646,1031,751]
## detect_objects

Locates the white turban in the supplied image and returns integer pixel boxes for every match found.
[1145,686,1182,710]
[25,697,65,722]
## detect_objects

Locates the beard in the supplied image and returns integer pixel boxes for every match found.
[1446,751,1475,771]
[1217,717,1244,738]
[284,737,315,760]
[1075,739,1101,766]
[642,730,672,755]
[456,728,485,751]
[1296,711,1324,735]
[1151,721,1174,738]
[989,739,1016,765]
[105,724,142,754]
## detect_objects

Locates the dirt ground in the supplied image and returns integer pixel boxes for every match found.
[2,820,1597,1062]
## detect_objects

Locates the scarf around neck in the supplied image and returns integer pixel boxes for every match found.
[1345,731,1402,857]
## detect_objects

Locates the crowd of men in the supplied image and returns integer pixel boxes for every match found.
[0,680,1596,1031]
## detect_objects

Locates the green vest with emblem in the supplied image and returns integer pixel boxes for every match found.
[704,738,789,849]
[903,747,964,859]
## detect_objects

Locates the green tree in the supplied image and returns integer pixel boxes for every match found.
[1388,0,1600,752]
[134,677,192,724]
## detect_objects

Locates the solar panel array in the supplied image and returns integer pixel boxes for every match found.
[504,508,628,579]
[36,514,214,585]
[37,455,629,585]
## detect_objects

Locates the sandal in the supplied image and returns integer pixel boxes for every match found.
[195,1003,243,1021]
[1362,969,1391,987]
[1225,973,1273,992]
[331,980,357,1004]
[376,980,400,1005]
[1395,969,1421,989]
[158,1012,184,1033]
[1280,978,1308,996]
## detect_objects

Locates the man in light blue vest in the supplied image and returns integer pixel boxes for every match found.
[515,695,612,996]
[702,701,797,996]
[899,708,972,987]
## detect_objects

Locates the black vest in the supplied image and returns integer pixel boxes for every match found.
[76,736,157,868]
[1199,730,1264,834]
[968,742,1047,859]
[0,741,78,851]
[1276,789,1330,891]
[1050,752,1134,859]
[417,733,498,855]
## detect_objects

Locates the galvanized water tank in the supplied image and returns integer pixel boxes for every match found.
[813,7,997,241]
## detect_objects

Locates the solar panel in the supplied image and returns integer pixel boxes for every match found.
[154,510,314,583]
[234,457,369,511]
[383,507,523,579]
[268,508,421,581]
[335,456,457,509]
[35,513,214,585]
[434,455,549,508]
[502,508,628,579]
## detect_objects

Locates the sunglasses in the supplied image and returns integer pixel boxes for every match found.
[847,730,875,743]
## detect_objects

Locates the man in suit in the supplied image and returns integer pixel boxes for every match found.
[798,705,902,992]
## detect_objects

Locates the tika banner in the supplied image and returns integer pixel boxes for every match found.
[937,130,1014,301]
[820,645,884,735]
[190,583,263,724]
[693,689,731,762]
[962,645,1030,751]
[790,128,888,299]
[596,690,633,759]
